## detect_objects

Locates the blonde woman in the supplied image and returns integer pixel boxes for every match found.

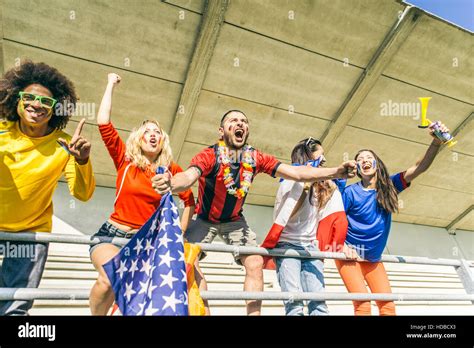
[89,73,195,315]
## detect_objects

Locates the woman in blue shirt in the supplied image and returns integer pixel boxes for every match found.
[336,122,449,315]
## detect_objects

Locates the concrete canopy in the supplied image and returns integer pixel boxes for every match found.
[1,0,472,231]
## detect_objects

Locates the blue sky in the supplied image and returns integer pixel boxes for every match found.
[404,0,474,32]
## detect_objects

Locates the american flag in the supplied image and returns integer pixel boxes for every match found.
[103,192,189,315]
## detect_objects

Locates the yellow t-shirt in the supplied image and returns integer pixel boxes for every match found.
[0,120,95,232]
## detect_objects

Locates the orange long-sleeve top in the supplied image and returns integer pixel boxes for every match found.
[99,123,195,229]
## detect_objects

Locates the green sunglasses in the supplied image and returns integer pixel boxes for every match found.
[19,91,57,108]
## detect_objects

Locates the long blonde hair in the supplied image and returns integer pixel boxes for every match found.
[125,119,173,171]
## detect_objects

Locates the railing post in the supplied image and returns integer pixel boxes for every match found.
[455,259,474,304]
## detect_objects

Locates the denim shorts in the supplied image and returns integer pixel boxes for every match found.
[89,221,136,256]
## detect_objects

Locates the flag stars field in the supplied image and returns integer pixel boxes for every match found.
[159,251,176,268]
[124,282,136,302]
[174,232,184,244]
[133,238,143,254]
[160,270,179,289]
[144,302,159,316]
[138,279,150,295]
[103,193,190,315]
[162,291,181,312]
[170,204,179,215]
[158,234,172,248]
[116,260,128,279]
[128,259,139,277]
[146,283,158,299]
[177,249,184,262]
[159,219,170,232]
[140,258,153,276]
[144,239,155,255]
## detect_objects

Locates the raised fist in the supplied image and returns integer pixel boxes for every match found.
[108,73,121,86]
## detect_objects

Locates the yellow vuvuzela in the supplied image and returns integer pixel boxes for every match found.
[418,97,457,147]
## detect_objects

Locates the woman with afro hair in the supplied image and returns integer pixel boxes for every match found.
[0,60,96,315]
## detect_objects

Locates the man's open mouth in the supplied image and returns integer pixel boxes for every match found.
[234,129,245,141]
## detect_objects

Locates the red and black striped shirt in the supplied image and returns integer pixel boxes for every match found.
[189,144,281,223]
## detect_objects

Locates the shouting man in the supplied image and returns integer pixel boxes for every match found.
[152,110,355,315]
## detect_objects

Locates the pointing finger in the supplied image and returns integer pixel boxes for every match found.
[72,119,86,142]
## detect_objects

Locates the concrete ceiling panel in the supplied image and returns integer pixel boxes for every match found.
[384,15,474,104]
[202,23,362,120]
[3,0,201,83]
[224,0,404,68]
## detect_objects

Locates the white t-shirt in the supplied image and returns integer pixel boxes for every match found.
[273,180,319,246]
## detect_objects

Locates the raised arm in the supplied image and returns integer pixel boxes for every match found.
[96,73,127,169]
[403,122,448,183]
[97,73,121,125]
[276,161,357,182]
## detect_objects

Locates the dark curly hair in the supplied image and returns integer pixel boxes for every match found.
[0,60,77,130]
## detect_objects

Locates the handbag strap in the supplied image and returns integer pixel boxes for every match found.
[114,163,132,205]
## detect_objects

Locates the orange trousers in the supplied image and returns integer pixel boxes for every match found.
[335,260,396,316]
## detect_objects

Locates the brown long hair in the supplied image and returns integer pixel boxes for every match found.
[291,138,336,209]
[355,149,399,213]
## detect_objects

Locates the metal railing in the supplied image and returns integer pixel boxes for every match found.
[0,288,473,302]
[0,232,473,304]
